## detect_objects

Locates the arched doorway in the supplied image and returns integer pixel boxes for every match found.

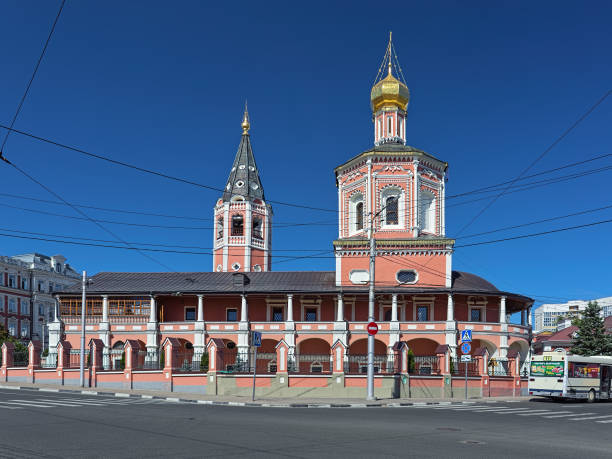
[347,338,388,374]
[405,338,441,375]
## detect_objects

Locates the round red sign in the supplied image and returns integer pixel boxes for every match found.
[367,321,378,336]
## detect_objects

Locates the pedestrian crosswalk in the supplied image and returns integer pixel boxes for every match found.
[0,396,171,410]
[415,403,612,424]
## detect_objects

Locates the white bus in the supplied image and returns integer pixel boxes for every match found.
[529,351,612,402]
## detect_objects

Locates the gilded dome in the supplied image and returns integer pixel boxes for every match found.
[370,70,410,112]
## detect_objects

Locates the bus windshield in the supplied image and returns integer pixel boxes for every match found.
[530,361,564,377]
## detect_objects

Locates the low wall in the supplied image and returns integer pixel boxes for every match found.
[1,365,526,399]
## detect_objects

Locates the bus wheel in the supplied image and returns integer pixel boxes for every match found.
[587,389,596,403]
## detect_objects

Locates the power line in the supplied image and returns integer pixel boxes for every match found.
[0,124,337,214]
[454,218,612,248]
[0,0,66,154]
[457,203,612,240]
[453,89,611,236]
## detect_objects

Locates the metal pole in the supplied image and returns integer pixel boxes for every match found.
[367,215,376,400]
[464,360,468,400]
[252,344,257,402]
[79,271,86,387]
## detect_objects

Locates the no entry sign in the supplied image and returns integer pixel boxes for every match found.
[367,322,378,335]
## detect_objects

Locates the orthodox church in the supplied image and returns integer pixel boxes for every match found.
[50,36,533,397]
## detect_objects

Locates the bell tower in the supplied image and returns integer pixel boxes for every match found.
[213,105,273,272]
[334,35,454,289]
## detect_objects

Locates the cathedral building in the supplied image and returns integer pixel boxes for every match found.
[48,37,533,397]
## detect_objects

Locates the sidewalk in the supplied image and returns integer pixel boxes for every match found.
[0,381,532,407]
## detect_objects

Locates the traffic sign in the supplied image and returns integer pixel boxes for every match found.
[367,322,378,336]
[461,342,471,354]
[251,331,262,347]
[460,329,472,343]
[461,355,472,362]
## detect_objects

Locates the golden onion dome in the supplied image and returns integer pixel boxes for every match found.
[370,68,410,112]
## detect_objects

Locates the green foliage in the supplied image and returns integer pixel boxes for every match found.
[0,326,27,353]
[407,349,415,372]
[449,356,455,373]
[119,352,125,370]
[159,350,165,368]
[42,349,49,358]
[200,352,209,372]
[571,301,612,357]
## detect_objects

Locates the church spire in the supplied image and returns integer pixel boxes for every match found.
[222,105,265,202]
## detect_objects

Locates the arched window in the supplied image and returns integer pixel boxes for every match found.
[385,196,398,225]
[217,218,224,240]
[398,117,403,139]
[253,217,263,239]
[231,215,244,236]
[387,116,393,137]
[349,193,364,234]
[377,118,382,140]
[419,191,436,233]
[356,202,364,231]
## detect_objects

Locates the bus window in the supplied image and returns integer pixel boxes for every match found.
[569,362,600,378]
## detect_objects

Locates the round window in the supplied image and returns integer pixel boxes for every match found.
[235,181,245,188]
[226,341,236,350]
[252,264,262,272]
[251,183,259,190]
[232,262,241,271]
[216,264,222,272]
[239,165,246,170]
[396,270,417,284]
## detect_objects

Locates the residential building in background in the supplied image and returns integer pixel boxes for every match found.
[0,253,79,347]
[533,297,612,334]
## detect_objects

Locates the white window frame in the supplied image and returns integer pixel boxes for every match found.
[419,190,436,234]
[380,186,405,229]
[387,115,393,137]
[412,297,435,322]
[226,307,238,322]
[349,192,365,235]
[20,321,29,338]
[21,300,30,315]
[8,320,17,337]
[184,305,197,321]
[265,298,287,322]
[300,299,321,322]
[468,296,487,322]
[8,297,17,313]
[8,274,16,288]
[396,269,418,285]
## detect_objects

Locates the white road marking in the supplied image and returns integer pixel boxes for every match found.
[469,407,531,412]
[477,408,535,413]
[2,401,55,408]
[570,414,612,421]
[114,393,131,398]
[516,410,555,416]
[34,399,105,406]
[0,403,22,410]
[542,412,595,419]
[595,419,612,423]
[29,399,88,407]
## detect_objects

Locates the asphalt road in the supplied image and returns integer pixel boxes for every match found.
[0,389,611,458]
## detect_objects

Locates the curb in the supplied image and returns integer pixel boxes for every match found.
[0,385,501,408]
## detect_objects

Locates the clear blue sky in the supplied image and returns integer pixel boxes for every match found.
[1,1,611,312]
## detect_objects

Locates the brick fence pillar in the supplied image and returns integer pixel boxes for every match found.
[1,342,15,381]
[27,341,41,383]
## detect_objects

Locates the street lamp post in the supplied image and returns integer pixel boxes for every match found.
[79,271,92,387]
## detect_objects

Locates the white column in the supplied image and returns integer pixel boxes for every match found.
[287,295,293,322]
[391,294,398,322]
[102,295,109,323]
[241,294,248,322]
[528,306,532,327]
[287,294,293,322]
[336,294,344,322]
[499,296,507,324]
[149,296,157,323]
[446,293,454,321]
[197,295,204,322]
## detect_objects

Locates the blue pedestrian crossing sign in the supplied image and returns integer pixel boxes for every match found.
[461,342,471,354]
[252,331,262,347]
[460,329,472,343]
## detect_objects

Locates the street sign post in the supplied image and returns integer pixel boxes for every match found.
[251,331,262,401]
[460,329,472,343]
[367,322,378,336]
[460,330,472,400]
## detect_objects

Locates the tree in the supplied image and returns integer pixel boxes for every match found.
[571,301,612,356]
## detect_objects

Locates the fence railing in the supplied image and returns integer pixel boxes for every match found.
[345,354,400,375]
[42,353,57,369]
[289,354,332,375]
[488,359,510,376]
[409,356,440,375]
[12,350,28,367]
[451,358,480,376]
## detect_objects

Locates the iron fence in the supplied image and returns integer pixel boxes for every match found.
[141,351,162,370]
[451,358,480,376]
[12,350,28,367]
[345,354,400,375]
[109,350,124,370]
[42,353,57,369]
[408,356,440,375]
[488,359,510,376]
[289,354,332,374]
